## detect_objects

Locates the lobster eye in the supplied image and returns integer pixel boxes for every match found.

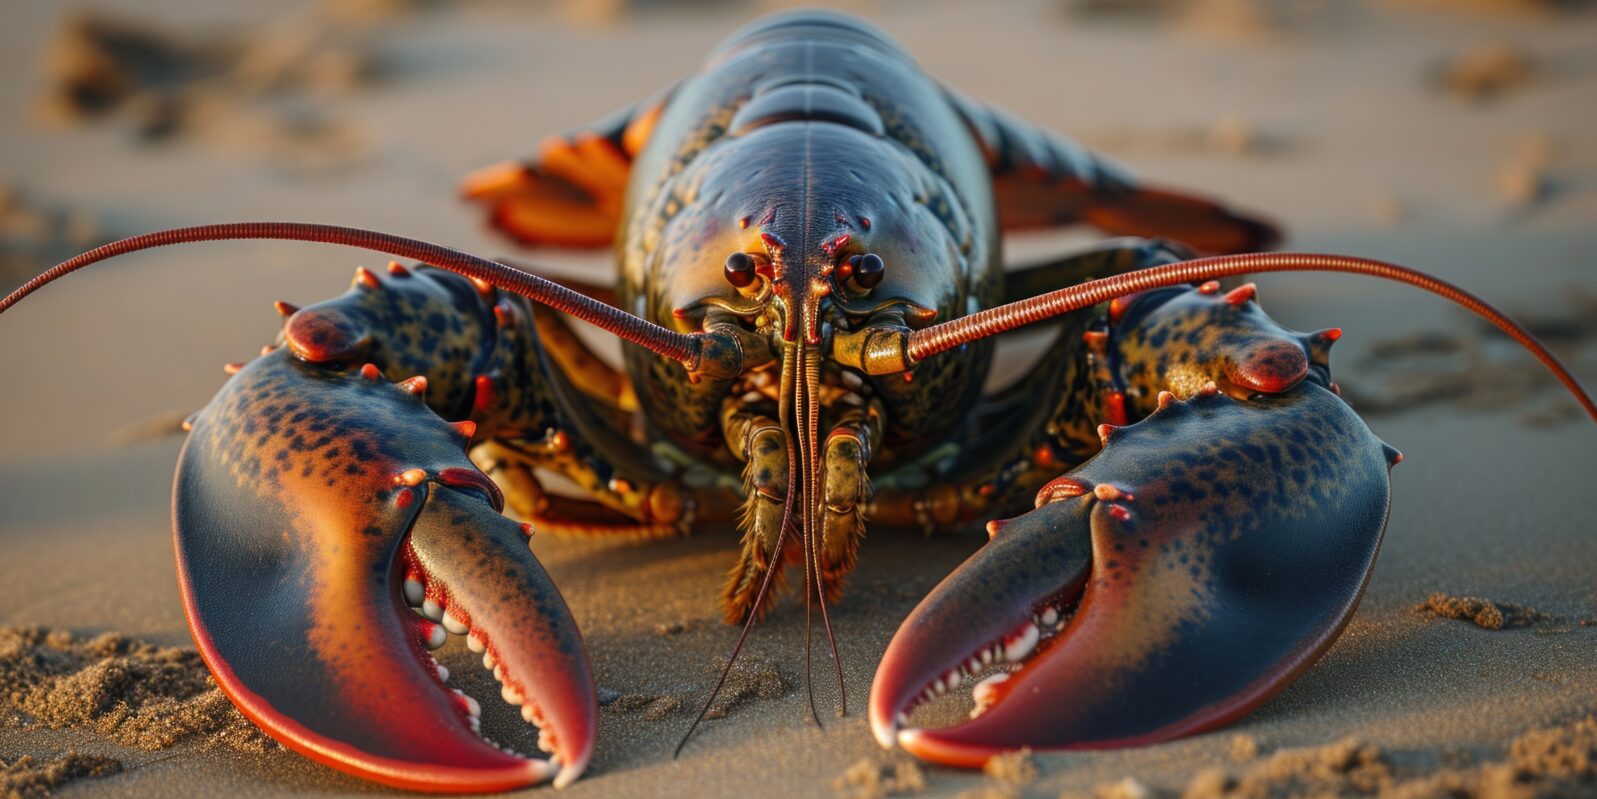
[849,253,885,290]
[724,252,758,288]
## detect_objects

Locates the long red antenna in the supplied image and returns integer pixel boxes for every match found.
[908,252,1597,424]
[0,222,701,364]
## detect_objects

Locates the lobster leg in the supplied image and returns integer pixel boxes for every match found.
[944,88,1279,254]
[474,437,685,541]
[528,299,635,412]
[870,381,1399,766]
[461,91,669,249]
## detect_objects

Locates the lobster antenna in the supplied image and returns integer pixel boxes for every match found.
[0,223,701,365]
[675,351,803,758]
[801,343,847,719]
[908,252,1597,424]
[798,344,822,729]
[673,453,796,758]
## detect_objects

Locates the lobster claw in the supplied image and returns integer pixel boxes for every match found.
[175,349,594,791]
[870,383,1398,767]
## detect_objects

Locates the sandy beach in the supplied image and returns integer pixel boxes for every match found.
[2,1,1595,796]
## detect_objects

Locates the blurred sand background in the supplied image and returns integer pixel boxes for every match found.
[1,0,1596,796]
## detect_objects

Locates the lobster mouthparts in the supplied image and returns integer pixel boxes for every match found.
[870,384,1397,767]
[174,351,594,791]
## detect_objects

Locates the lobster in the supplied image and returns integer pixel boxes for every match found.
[3,9,1594,793]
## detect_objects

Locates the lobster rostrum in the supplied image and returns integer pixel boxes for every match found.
[4,9,1595,792]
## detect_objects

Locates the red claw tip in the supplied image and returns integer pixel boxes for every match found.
[451,420,478,441]
[354,266,382,289]
[1156,390,1177,410]
[1108,294,1139,324]
[360,363,382,381]
[387,260,410,277]
[984,519,1008,539]
[1197,280,1221,295]
[1105,391,1128,426]
[1224,283,1258,306]
[546,429,571,453]
[1199,381,1220,397]
[520,522,535,538]
[397,468,427,486]
[223,362,244,375]
[1097,423,1118,446]
[473,374,496,412]
[273,300,299,317]
[398,376,428,396]
[1317,327,1343,342]
[260,344,276,356]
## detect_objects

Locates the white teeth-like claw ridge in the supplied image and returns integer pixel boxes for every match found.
[425,623,447,650]
[442,612,468,635]
[969,672,1011,719]
[403,578,424,606]
[453,688,481,718]
[1041,607,1059,626]
[1004,622,1040,662]
[422,599,443,621]
[436,664,449,682]
[502,685,523,706]
[467,633,485,653]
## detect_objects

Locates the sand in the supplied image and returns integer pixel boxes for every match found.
[2,1,1596,797]
[1,751,121,799]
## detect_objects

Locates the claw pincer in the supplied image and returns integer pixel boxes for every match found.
[871,382,1398,767]
[175,312,594,789]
